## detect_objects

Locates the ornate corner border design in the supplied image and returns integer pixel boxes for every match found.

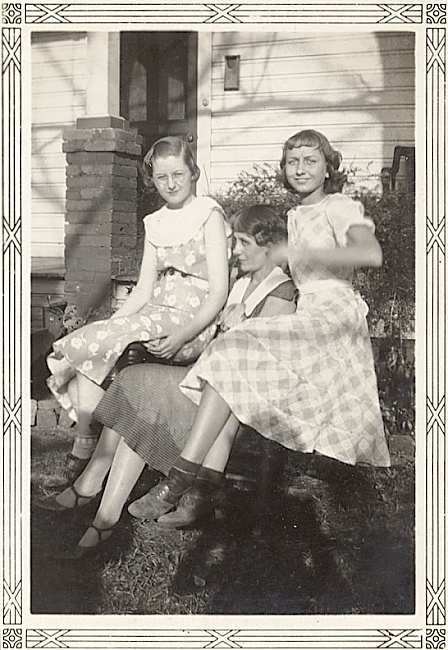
[427,628,446,649]
[427,4,447,23]
[2,627,22,648]
[2,4,21,24]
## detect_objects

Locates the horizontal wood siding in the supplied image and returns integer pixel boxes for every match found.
[209,32,414,194]
[32,32,87,259]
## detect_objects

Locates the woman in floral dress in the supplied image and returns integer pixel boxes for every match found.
[46,137,230,484]
[128,129,391,527]
[36,206,297,559]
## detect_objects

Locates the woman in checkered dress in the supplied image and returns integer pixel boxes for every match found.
[128,129,390,528]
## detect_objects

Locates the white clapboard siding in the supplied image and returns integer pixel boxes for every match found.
[209,31,414,191]
[31,32,87,260]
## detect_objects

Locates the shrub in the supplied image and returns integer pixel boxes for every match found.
[374,339,415,436]
[212,163,297,223]
[352,189,415,340]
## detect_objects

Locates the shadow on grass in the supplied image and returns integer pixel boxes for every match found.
[30,430,160,615]
[31,432,414,615]
[169,455,415,615]
[171,490,348,614]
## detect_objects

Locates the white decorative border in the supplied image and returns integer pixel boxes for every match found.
[2,23,22,628]
[1,2,445,648]
[23,3,423,25]
[426,25,446,627]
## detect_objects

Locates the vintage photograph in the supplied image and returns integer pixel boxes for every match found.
[3,2,444,647]
[29,26,415,616]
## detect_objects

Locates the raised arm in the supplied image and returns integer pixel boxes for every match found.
[288,224,382,270]
[110,237,158,319]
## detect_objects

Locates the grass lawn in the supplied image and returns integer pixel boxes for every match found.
[31,424,414,615]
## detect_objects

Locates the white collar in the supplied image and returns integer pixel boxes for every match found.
[144,196,223,247]
[227,266,290,316]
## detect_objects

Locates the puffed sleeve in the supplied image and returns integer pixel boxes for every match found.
[326,194,375,247]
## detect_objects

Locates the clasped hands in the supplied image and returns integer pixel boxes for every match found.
[144,332,186,359]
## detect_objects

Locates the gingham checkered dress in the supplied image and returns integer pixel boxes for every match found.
[180,194,390,467]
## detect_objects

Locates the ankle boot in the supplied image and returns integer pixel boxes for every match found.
[127,476,188,520]
[128,459,199,520]
[156,485,225,528]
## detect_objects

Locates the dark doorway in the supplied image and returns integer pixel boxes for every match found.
[120,32,198,156]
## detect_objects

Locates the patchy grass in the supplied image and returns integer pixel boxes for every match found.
[31,427,414,615]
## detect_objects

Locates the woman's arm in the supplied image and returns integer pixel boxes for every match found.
[110,237,158,319]
[289,225,382,270]
[149,209,230,358]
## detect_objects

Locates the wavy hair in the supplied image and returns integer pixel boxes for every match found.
[279,129,347,194]
[232,204,287,247]
[142,136,200,187]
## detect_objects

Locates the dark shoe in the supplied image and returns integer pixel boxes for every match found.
[128,479,188,520]
[42,453,90,490]
[57,523,116,561]
[34,483,100,512]
[156,489,224,528]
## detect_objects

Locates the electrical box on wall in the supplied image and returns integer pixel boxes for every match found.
[224,55,240,91]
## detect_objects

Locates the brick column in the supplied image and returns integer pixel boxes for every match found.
[63,116,142,319]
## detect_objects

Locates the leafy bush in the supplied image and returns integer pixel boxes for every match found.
[212,163,297,222]
[374,340,415,436]
[352,190,415,339]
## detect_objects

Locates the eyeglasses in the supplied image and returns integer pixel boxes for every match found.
[153,170,189,186]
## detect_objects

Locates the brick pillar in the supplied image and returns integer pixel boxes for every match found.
[63,116,142,319]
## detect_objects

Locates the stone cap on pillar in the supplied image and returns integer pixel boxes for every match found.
[76,115,130,130]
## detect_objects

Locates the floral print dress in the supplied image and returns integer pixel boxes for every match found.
[47,197,227,421]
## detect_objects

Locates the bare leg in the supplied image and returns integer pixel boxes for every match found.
[180,383,233,464]
[54,426,121,507]
[200,414,240,473]
[71,372,105,459]
[77,438,145,549]
[127,384,235,522]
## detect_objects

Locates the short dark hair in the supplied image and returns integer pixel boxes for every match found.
[142,136,200,187]
[233,204,287,246]
[279,129,347,194]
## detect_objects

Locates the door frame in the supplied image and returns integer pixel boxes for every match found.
[196,32,212,197]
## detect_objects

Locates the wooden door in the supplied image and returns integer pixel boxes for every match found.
[120,32,198,156]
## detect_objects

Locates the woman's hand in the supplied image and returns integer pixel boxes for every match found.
[144,332,186,360]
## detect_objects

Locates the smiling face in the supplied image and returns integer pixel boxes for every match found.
[284,145,328,204]
[233,232,269,275]
[152,155,194,209]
